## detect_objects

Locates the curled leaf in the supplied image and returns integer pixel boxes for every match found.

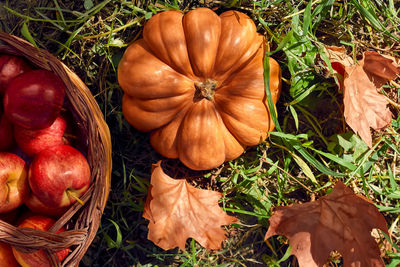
[143,161,238,250]
[362,51,400,88]
[324,46,400,147]
[324,46,354,68]
[265,181,389,267]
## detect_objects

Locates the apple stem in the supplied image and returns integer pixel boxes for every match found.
[63,133,78,140]
[66,190,84,205]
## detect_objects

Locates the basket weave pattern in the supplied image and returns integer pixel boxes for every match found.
[0,32,112,267]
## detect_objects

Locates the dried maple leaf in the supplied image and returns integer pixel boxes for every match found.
[265,181,389,267]
[143,161,238,250]
[323,46,353,90]
[324,46,400,147]
[362,51,400,88]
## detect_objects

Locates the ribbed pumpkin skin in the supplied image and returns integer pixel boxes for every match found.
[118,8,281,170]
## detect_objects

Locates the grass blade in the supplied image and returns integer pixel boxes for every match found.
[264,55,281,132]
[350,0,400,41]
[21,21,37,47]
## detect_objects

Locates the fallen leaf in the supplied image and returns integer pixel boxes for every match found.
[362,51,400,88]
[265,181,388,267]
[323,46,353,90]
[324,46,400,147]
[142,184,153,222]
[143,161,238,250]
[343,64,393,147]
[324,46,353,66]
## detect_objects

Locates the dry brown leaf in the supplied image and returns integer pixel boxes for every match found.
[362,51,400,88]
[343,64,393,147]
[325,46,400,147]
[323,46,353,91]
[265,181,389,267]
[324,46,354,67]
[143,161,238,250]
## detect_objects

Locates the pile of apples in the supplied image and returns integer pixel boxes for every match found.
[0,54,91,266]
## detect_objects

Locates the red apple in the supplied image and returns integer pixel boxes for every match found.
[0,54,31,94]
[25,194,68,217]
[0,112,15,151]
[0,242,19,267]
[28,145,90,208]
[3,69,65,129]
[12,215,70,267]
[0,152,29,213]
[14,116,67,156]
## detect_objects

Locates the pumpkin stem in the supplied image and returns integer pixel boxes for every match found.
[194,79,218,101]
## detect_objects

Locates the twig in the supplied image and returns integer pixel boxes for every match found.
[82,17,143,39]
[392,139,399,184]
[384,95,400,109]
[261,155,314,193]
[282,0,322,20]
[390,80,400,89]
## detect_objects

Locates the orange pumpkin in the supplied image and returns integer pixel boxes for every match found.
[118,8,281,170]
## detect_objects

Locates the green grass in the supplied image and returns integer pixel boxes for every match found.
[1,0,400,266]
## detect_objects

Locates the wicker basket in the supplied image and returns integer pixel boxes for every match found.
[0,32,112,266]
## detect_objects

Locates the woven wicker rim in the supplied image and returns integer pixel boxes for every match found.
[0,32,112,267]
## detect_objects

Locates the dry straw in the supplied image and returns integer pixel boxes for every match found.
[0,32,112,266]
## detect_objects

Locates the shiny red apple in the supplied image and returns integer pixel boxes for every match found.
[0,112,15,151]
[0,152,29,213]
[0,242,19,267]
[3,69,65,129]
[24,194,68,217]
[12,215,70,267]
[28,145,90,208]
[0,54,31,94]
[14,116,67,157]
